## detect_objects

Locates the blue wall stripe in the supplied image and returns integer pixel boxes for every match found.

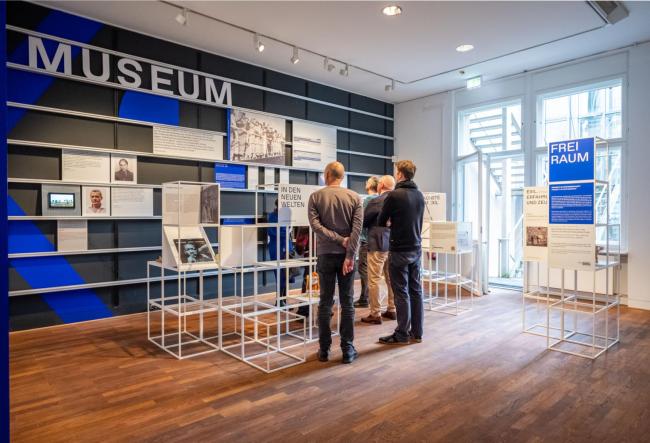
[118,91,180,125]
[7,10,103,132]
[7,195,55,253]
[5,8,114,326]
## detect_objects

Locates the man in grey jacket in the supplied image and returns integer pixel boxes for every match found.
[308,161,363,364]
[361,175,396,325]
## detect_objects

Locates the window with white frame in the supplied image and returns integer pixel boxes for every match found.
[536,79,624,245]
[458,101,522,156]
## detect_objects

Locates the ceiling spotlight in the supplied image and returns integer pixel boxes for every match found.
[456,44,474,53]
[175,8,188,26]
[254,33,265,52]
[340,64,349,77]
[382,5,403,16]
[290,46,300,64]
[385,79,395,92]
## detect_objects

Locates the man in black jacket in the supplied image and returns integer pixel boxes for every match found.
[377,160,425,344]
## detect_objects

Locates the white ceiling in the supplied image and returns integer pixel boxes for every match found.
[38,1,650,103]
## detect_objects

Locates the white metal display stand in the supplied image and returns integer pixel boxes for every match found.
[148,181,221,359]
[522,138,621,359]
[422,249,475,315]
[422,221,477,316]
[147,181,312,373]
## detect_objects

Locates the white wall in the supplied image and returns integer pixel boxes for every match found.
[395,42,650,308]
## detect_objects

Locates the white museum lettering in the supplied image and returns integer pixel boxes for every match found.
[81,48,110,82]
[178,71,200,100]
[151,65,174,95]
[117,58,143,88]
[28,36,71,75]
[25,36,232,108]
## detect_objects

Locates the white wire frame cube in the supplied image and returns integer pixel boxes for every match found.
[147,262,221,359]
[422,248,476,316]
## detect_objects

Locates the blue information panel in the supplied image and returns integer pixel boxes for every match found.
[215,163,246,189]
[548,137,595,182]
[549,183,594,225]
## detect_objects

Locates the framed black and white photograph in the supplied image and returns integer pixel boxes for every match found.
[172,238,214,264]
[82,186,111,216]
[229,109,285,165]
[200,184,220,224]
[111,154,138,183]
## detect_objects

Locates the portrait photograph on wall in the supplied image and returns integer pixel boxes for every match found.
[111,154,138,183]
[82,186,111,216]
[229,109,286,165]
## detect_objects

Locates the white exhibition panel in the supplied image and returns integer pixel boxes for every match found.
[421,192,446,241]
[153,125,224,161]
[278,184,321,226]
[429,221,472,254]
[219,226,258,268]
[292,120,337,170]
[57,220,88,252]
[162,183,201,226]
[62,149,111,183]
[111,187,154,217]
[523,186,548,262]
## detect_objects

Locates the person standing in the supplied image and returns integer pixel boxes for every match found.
[377,160,425,344]
[354,176,379,308]
[308,161,363,364]
[361,175,397,324]
[267,199,295,306]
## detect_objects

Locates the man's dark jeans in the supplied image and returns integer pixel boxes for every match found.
[389,249,424,341]
[317,253,355,351]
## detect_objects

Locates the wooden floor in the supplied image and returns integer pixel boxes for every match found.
[10,289,650,442]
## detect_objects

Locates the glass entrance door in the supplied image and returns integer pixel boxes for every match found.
[457,100,524,289]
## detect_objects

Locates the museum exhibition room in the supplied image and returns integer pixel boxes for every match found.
[2,0,650,441]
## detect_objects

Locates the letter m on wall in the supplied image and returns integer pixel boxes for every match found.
[28,36,72,75]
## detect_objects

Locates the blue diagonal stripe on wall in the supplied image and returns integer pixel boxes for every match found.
[118,91,180,125]
[7,198,112,323]
[7,9,103,131]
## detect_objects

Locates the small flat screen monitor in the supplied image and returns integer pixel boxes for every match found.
[48,192,75,209]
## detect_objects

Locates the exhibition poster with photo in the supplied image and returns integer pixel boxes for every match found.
[162,226,216,270]
[523,186,549,262]
[111,154,138,184]
[278,184,321,226]
[229,109,286,165]
[62,150,111,183]
[292,121,337,170]
[82,186,111,216]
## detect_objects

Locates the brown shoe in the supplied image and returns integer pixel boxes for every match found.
[381,311,397,320]
[361,314,382,325]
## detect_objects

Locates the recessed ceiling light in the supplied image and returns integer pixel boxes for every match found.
[456,44,474,53]
[382,5,402,16]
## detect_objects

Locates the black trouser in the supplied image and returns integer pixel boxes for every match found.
[356,242,369,302]
[317,253,355,351]
[389,249,424,341]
